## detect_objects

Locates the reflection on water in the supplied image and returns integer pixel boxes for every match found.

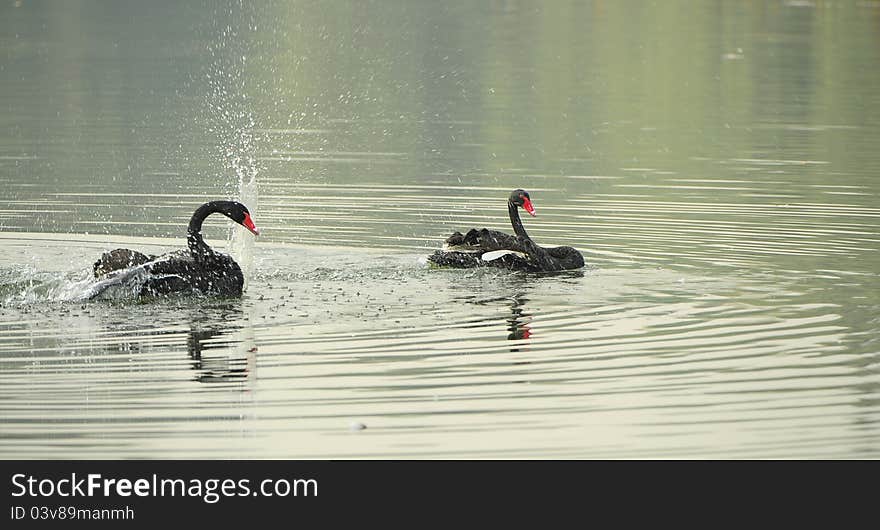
[1,1,879,458]
[185,304,253,384]
[506,294,532,344]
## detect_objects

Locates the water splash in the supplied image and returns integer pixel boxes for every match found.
[0,266,114,305]
[205,14,264,292]
[231,168,259,289]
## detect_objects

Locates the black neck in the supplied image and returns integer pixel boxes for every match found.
[187,202,224,257]
[508,200,530,240]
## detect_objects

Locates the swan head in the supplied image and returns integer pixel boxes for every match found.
[508,189,536,217]
[216,201,261,236]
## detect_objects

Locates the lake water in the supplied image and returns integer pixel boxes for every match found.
[1,1,879,458]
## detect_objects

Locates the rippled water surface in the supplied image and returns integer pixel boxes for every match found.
[1,1,879,458]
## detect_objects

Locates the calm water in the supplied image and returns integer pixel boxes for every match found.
[1,1,879,458]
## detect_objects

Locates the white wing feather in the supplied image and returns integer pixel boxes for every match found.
[482,249,528,262]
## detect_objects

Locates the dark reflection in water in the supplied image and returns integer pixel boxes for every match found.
[185,305,253,385]
[91,301,255,384]
[506,294,531,344]
[450,271,585,349]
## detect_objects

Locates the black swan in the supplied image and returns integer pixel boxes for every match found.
[427,189,584,272]
[91,200,260,298]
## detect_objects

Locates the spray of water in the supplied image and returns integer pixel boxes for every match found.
[0,265,140,305]
[230,139,260,289]
[205,12,267,291]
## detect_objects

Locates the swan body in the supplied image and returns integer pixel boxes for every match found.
[428,190,584,272]
[91,201,260,298]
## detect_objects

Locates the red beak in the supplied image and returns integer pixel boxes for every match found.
[522,197,536,217]
[243,213,261,236]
